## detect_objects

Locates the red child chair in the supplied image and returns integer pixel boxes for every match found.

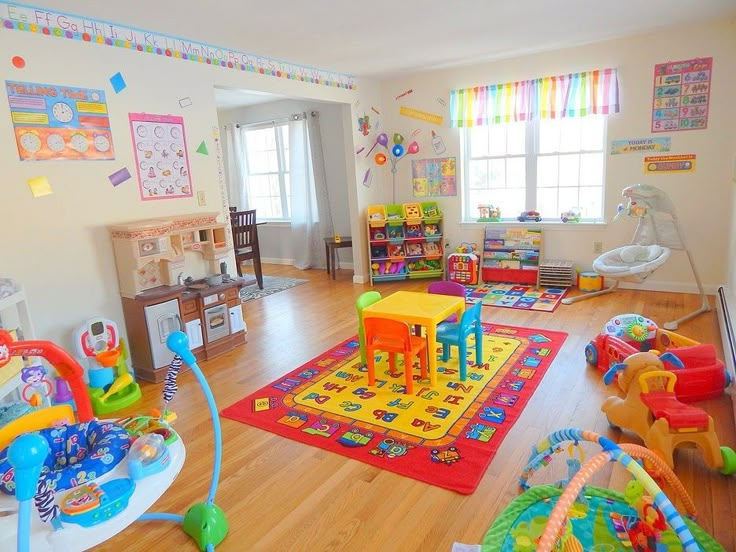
[364,317,428,394]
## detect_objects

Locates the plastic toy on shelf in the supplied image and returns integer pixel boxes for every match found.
[517,210,542,222]
[601,351,736,474]
[585,313,730,403]
[74,318,141,415]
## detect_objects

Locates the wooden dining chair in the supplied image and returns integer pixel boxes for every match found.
[230,209,263,289]
[364,317,428,394]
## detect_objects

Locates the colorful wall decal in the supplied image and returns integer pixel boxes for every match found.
[27,175,52,197]
[357,113,371,136]
[0,2,355,90]
[196,141,208,155]
[412,156,456,197]
[644,154,696,174]
[651,57,712,133]
[178,97,192,108]
[109,71,126,93]
[399,105,443,125]
[11,55,25,68]
[129,113,192,200]
[108,167,131,187]
[6,80,114,161]
[395,89,413,100]
[610,137,671,155]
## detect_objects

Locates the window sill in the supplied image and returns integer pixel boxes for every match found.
[460,220,608,230]
[259,220,291,228]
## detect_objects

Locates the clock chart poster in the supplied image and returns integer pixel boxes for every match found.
[5,80,114,161]
[129,113,193,200]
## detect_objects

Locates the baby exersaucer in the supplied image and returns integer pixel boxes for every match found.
[0,330,226,551]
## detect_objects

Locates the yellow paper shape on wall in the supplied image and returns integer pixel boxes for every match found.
[27,176,53,198]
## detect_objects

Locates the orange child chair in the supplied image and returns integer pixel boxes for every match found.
[364,317,428,394]
[356,291,382,365]
[436,300,483,381]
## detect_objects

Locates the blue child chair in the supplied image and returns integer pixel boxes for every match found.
[436,300,483,381]
[356,291,382,365]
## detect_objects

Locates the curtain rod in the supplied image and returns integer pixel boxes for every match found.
[235,112,307,128]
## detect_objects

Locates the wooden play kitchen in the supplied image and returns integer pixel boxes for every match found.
[108,212,246,382]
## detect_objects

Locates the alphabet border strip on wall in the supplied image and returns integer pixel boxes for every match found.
[1,2,357,91]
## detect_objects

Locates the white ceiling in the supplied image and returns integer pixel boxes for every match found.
[27,1,736,106]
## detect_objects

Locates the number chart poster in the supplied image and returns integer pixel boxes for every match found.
[5,80,114,161]
[412,156,456,197]
[129,113,193,200]
[651,57,712,133]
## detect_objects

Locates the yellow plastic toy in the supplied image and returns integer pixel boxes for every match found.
[601,351,736,474]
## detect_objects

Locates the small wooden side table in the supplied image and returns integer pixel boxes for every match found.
[324,236,352,279]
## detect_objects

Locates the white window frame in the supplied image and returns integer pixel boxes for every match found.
[243,121,291,222]
[461,116,607,223]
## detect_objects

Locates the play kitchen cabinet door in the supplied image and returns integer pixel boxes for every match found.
[143,298,181,370]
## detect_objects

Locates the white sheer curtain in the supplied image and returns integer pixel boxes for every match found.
[290,112,333,269]
[224,124,249,211]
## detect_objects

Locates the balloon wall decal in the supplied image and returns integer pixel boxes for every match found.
[371,130,420,202]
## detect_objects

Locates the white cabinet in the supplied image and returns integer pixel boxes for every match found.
[0,286,35,401]
[229,305,246,334]
[143,298,181,370]
[185,318,204,350]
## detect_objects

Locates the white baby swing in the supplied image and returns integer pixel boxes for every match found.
[562,184,710,330]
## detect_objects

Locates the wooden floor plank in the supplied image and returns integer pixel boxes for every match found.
[95,264,735,551]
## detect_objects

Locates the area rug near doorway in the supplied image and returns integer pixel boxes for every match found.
[221,323,567,494]
[465,283,568,313]
[239,275,308,303]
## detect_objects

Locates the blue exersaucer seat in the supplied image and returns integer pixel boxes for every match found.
[0,419,130,495]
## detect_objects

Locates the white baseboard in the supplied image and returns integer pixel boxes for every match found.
[617,279,718,295]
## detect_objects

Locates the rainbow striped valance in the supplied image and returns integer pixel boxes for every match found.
[449,68,619,127]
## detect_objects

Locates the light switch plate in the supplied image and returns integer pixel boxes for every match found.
[197,190,206,206]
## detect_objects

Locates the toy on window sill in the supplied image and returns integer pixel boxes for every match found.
[561,208,581,223]
[423,223,439,236]
[477,204,501,222]
[405,243,423,256]
[405,224,423,238]
[517,210,542,222]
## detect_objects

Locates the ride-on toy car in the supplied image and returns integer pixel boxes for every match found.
[585,313,731,403]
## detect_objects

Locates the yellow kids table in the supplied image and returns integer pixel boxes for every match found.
[362,290,466,386]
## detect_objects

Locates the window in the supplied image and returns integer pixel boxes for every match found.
[462,115,606,222]
[243,122,291,220]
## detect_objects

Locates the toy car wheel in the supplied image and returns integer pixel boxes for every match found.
[718,446,736,475]
[584,343,598,367]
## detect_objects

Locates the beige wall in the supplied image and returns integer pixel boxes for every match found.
[2,14,735,352]
[0,28,375,348]
[373,17,736,293]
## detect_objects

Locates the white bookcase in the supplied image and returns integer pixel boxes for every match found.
[0,286,35,401]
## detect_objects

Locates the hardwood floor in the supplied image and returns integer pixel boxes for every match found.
[99,264,736,551]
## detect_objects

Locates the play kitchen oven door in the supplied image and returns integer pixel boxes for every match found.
[203,302,230,343]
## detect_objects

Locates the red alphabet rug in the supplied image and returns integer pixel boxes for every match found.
[221,323,567,494]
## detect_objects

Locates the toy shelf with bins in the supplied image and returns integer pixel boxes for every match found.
[367,202,444,284]
[481,227,542,285]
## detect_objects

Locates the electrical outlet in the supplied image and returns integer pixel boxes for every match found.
[197,190,206,206]
[593,241,603,254]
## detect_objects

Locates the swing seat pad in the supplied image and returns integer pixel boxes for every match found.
[593,244,671,277]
